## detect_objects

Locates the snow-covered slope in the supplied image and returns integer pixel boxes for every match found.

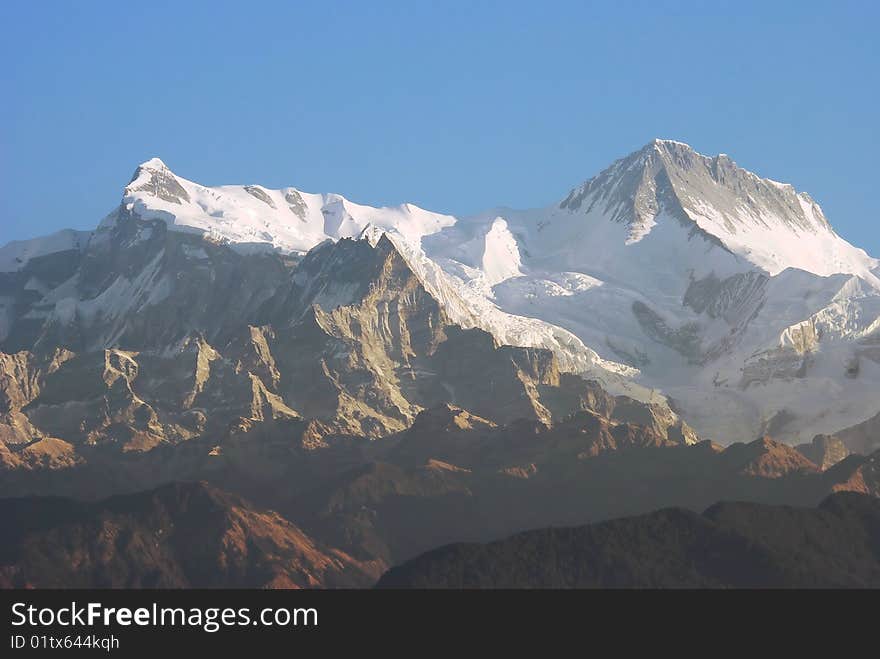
[420,140,880,443]
[0,229,91,273]
[119,157,456,252]
[556,140,876,280]
[114,157,645,384]
[4,140,878,444]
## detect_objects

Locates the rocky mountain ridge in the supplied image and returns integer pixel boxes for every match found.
[5,140,877,444]
[1,141,878,587]
[0,481,381,588]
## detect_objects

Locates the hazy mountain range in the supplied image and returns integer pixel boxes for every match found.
[1,140,878,587]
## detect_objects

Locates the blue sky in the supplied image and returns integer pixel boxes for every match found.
[2,0,878,254]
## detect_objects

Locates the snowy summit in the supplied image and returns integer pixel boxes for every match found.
[3,140,879,447]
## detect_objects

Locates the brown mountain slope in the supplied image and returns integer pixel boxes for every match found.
[2,399,877,572]
[0,481,382,588]
[288,414,880,566]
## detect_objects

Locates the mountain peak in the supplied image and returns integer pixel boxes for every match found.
[645,138,733,161]
[126,157,189,205]
[138,156,169,170]
[557,140,876,278]
[128,157,173,184]
[650,137,694,150]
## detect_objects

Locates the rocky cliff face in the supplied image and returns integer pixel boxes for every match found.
[796,434,852,470]
[1,217,696,450]
[1,212,294,354]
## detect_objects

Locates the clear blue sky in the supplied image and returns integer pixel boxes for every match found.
[2,0,878,255]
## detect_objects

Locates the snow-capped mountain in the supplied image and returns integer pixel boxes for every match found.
[119,157,456,252]
[423,140,880,443]
[111,158,638,380]
[2,140,878,444]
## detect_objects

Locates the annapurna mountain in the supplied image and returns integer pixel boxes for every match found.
[2,139,878,447]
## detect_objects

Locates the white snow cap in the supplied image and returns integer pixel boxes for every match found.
[3,142,880,446]
[139,157,168,169]
[110,144,879,286]
[118,158,456,254]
